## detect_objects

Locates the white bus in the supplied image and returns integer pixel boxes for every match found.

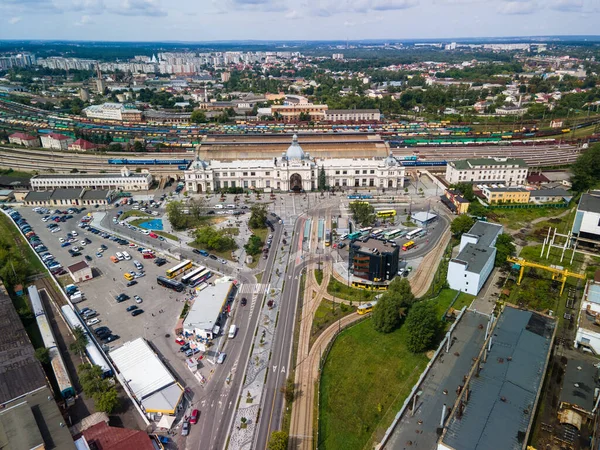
[181,266,206,285]
[406,228,425,239]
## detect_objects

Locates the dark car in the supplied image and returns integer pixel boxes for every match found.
[115,293,130,302]
[241,297,247,306]
[100,244,108,250]
[192,249,201,255]
[155,258,167,267]
[95,326,110,335]
[131,309,144,317]
[71,252,82,257]
[102,334,120,343]
[126,305,138,312]
[85,255,92,261]
[84,237,92,244]
[338,242,346,249]
[126,280,138,287]
[208,254,218,260]
[180,343,191,352]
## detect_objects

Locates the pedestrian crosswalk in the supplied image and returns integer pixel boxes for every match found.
[238,283,269,294]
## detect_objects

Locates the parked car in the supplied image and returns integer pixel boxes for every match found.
[181,422,190,436]
[217,352,227,364]
[126,305,138,312]
[134,295,143,304]
[131,309,144,317]
[86,318,100,326]
[126,280,138,287]
[190,409,199,425]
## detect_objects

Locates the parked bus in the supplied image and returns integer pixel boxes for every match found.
[357,301,378,314]
[402,241,416,251]
[371,228,384,237]
[347,231,362,240]
[406,228,425,239]
[181,266,205,285]
[166,259,193,279]
[157,276,185,292]
[383,229,405,240]
[189,269,212,287]
[376,210,397,218]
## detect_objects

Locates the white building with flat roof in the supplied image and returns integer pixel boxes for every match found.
[447,221,503,295]
[185,134,405,193]
[445,157,528,186]
[31,167,152,192]
[183,281,234,339]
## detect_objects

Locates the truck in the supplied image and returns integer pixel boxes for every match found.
[70,292,84,304]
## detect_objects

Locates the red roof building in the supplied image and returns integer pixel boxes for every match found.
[9,132,40,147]
[80,422,155,450]
[526,173,551,185]
[69,138,98,151]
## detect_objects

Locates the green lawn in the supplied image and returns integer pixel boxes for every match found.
[310,300,356,348]
[250,226,269,242]
[0,214,45,273]
[488,206,573,230]
[327,277,379,303]
[315,269,323,285]
[155,231,179,242]
[120,210,151,220]
[518,244,590,273]
[318,319,428,450]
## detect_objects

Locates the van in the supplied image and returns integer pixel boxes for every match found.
[124,272,134,281]
[116,252,124,261]
[110,255,119,263]
[228,325,237,339]
[214,204,223,209]
[122,251,131,260]
[70,292,84,303]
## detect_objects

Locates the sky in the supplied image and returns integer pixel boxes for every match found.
[0,0,599,42]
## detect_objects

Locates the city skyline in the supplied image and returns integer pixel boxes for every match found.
[1,0,599,42]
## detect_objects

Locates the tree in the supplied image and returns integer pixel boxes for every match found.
[78,364,108,394]
[194,226,237,252]
[279,376,296,404]
[166,200,188,230]
[349,201,376,227]
[571,143,600,192]
[372,278,415,333]
[318,166,327,191]
[133,141,146,152]
[494,233,515,267]
[35,347,50,365]
[267,431,289,450]
[405,302,440,353]
[190,110,207,124]
[449,183,475,202]
[70,326,89,358]
[244,235,263,256]
[248,204,268,229]
[450,215,475,236]
[94,388,120,413]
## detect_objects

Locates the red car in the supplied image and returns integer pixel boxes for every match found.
[149,232,158,239]
[175,338,186,346]
[190,409,199,424]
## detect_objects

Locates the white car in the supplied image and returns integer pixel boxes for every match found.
[86,318,100,326]
[72,247,80,252]
[97,248,104,253]
[142,230,150,235]
[80,240,87,246]
[42,217,49,222]
[59,237,65,243]
[72,231,78,236]
[51,227,61,233]
[134,295,143,304]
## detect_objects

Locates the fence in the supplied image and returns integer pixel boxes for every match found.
[484,202,569,210]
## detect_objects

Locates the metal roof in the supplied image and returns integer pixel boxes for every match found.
[451,157,528,170]
[0,283,47,404]
[110,338,176,400]
[578,193,600,214]
[453,243,495,275]
[183,282,232,332]
[559,357,599,414]
[466,221,503,248]
[441,306,555,450]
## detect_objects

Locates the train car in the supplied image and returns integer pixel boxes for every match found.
[28,286,76,405]
[60,304,112,378]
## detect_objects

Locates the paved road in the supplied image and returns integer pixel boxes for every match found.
[192,224,283,450]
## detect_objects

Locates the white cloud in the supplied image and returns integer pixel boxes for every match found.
[76,14,94,25]
[549,0,583,11]
[497,0,537,15]
[113,0,166,16]
[8,16,22,24]
[285,9,301,18]
[344,20,356,26]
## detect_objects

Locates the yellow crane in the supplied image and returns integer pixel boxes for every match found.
[507,256,586,295]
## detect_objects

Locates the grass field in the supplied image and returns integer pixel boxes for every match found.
[310,300,355,348]
[488,206,573,230]
[318,290,475,450]
[155,231,179,242]
[120,210,151,220]
[327,277,378,303]
[249,227,269,242]
[315,269,323,285]
[545,124,598,140]
[518,244,590,273]
[0,214,45,273]
[318,319,428,450]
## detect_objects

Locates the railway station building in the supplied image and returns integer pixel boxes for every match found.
[184,134,405,193]
[30,167,152,192]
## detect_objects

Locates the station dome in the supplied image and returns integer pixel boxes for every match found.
[385,153,398,166]
[285,134,305,160]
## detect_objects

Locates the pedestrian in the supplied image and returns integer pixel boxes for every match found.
[152,313,155,317]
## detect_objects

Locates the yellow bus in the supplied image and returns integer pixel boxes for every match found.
[402,241,416,251]
[166,259,193,279]
[376,210,396,218]
[357,301,378,315]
